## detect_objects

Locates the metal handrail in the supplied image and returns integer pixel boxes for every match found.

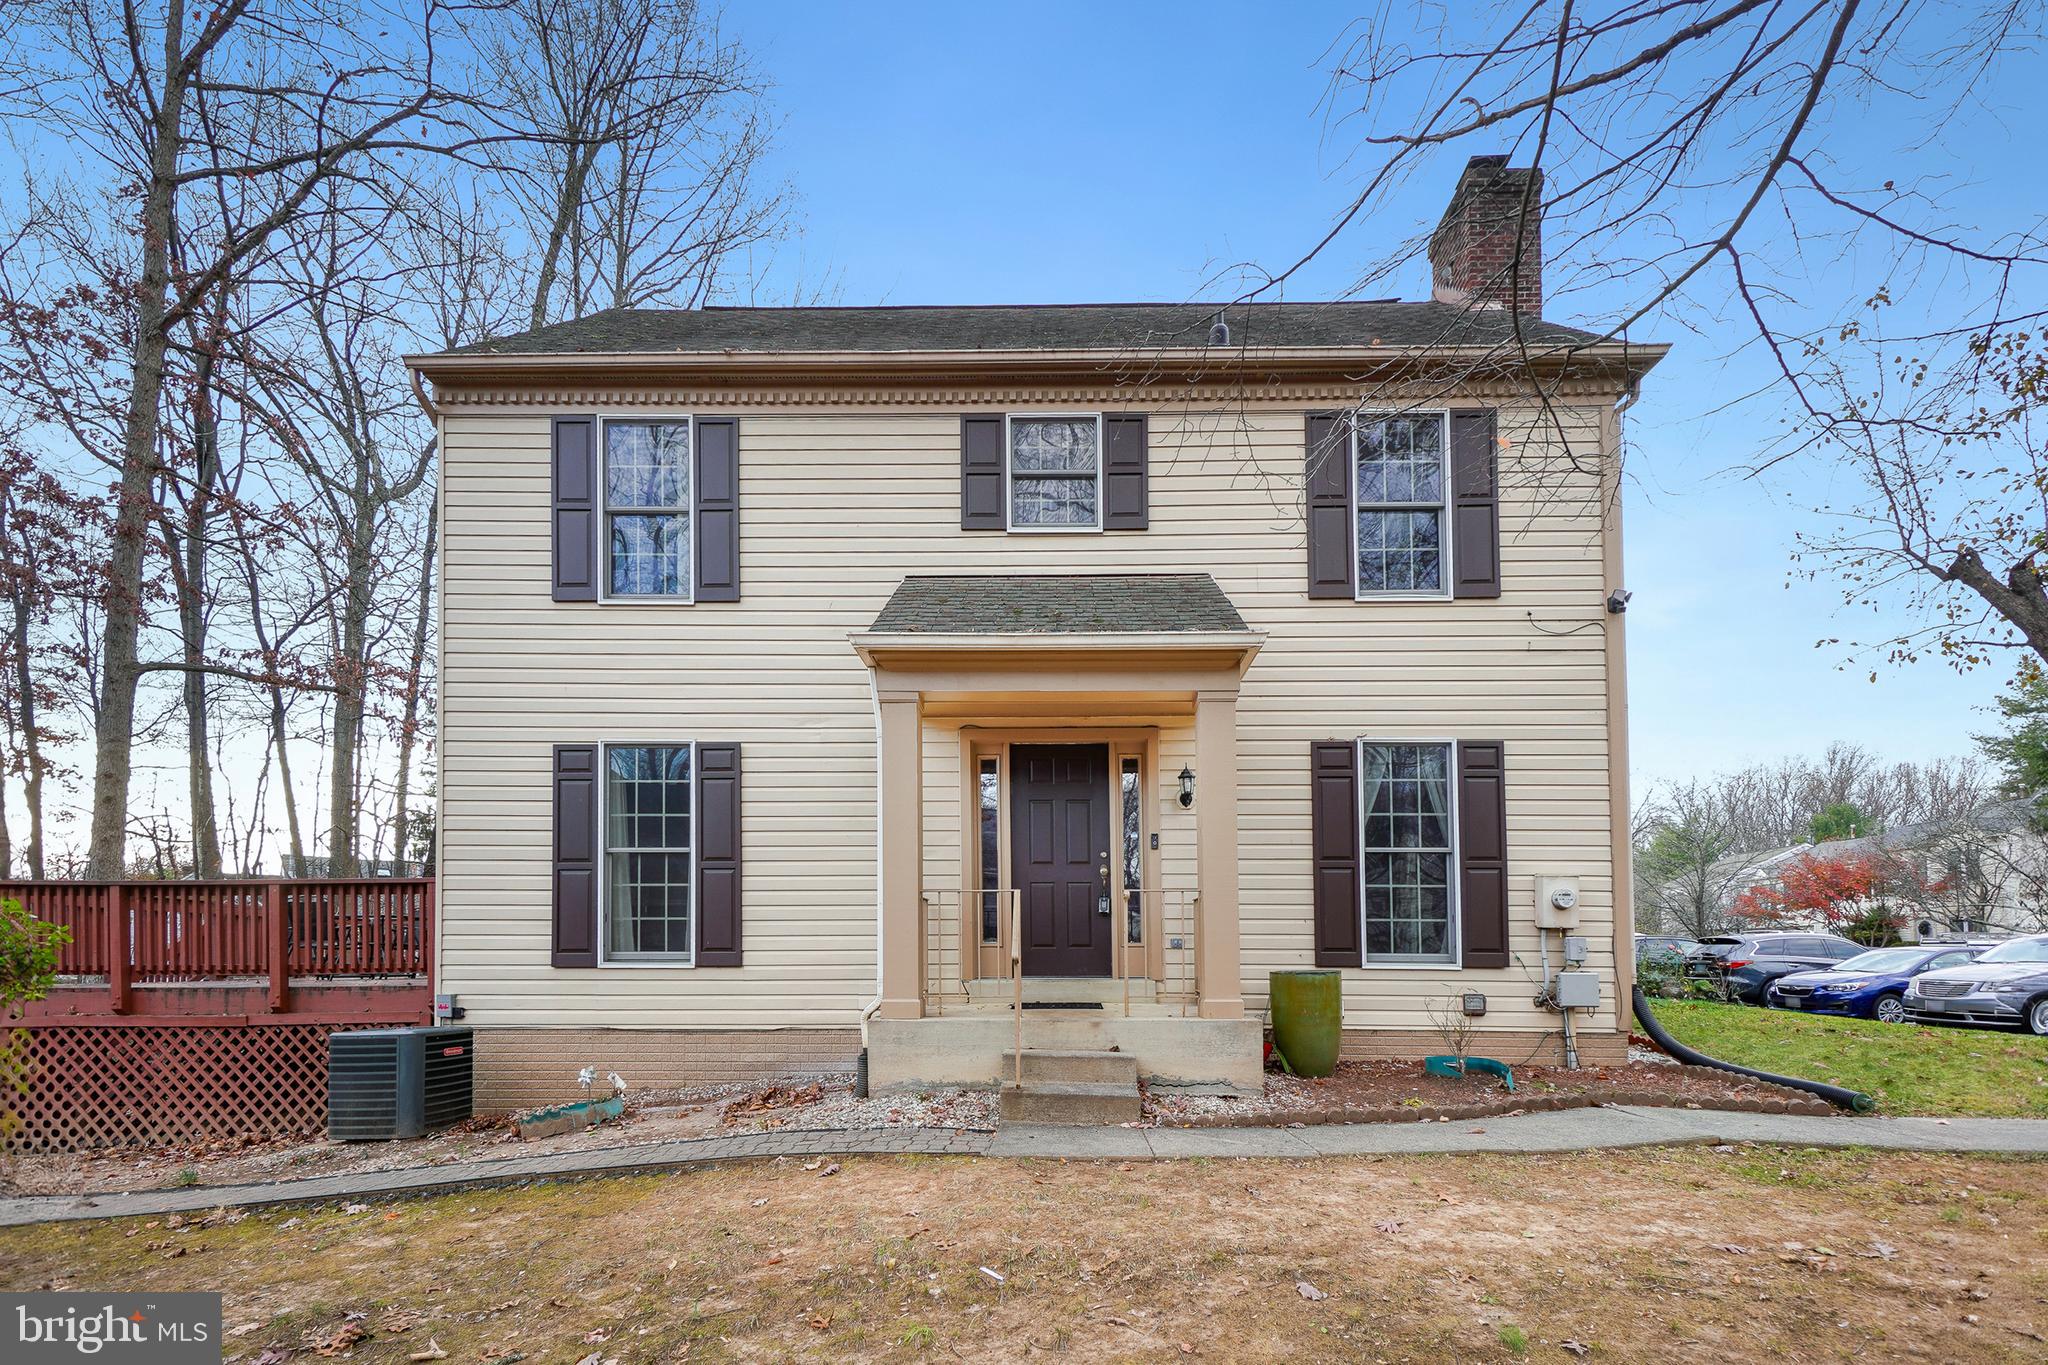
[1010,891,1023,1088]
[1113,888,1197,1016]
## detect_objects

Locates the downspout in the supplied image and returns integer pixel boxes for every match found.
[858,667,884,1090]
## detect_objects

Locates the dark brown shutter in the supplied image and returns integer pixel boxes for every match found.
[695,742,743,966]
[1305,411,1353,598]
[1457,740,1509,968]
[1310,741,1362,967]
[1449,409,1502,598]
[1103,413,1148,530]
[694,416,739,601]
[961,415,1005,530]
[552,417,599,602]
[552,744,600,966]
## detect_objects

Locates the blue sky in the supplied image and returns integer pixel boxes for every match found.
[731,2,2017,791]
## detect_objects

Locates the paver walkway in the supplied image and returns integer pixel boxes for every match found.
[4,1108,2043,1227]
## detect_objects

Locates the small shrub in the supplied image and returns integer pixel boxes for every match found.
[172,1167,200,1188]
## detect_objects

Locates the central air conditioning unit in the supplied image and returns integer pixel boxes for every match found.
[328,1026,475,1141]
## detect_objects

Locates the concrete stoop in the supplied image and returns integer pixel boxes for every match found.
[868,1010,1261,1096]
[997,1049,1142,1125]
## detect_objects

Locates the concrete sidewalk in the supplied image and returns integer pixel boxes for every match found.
[4,1108,2043,1227]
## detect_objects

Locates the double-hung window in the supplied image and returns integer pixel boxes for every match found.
[1007,415,1102,530]
[604,743,694,961]
[1354,412,1450,597]
[1359,741,1457,963]
[604,417,692,599]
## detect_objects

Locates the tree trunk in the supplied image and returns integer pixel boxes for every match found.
[179,342,223,878]
[86,0,189,879]
[12,583,46,881]
[390,491,436,873]
[529,142,600,329]
[325,496,375,876]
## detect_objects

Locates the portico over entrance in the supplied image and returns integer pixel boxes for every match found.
[852,573,1264,1033]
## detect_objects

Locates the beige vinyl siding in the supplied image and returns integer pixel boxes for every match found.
[439,398,1621,1034]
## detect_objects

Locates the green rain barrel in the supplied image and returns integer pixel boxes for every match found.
[1268,970,1342,1078]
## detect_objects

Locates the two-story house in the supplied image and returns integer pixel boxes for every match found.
[408,157,1665,1110]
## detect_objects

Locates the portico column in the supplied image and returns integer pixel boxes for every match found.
[1194,688,1244,1019]
[877,688,924,1020]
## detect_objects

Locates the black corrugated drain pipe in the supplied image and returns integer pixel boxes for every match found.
[1632,986,1876,1114]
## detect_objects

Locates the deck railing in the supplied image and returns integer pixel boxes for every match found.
[0,878,433,1013]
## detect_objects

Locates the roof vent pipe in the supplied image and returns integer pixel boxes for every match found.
[1207,315,1230,347]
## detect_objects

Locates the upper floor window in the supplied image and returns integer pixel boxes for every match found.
[1008,415,1102,531]
[605,417,692,599]
[1354,413,1450,598]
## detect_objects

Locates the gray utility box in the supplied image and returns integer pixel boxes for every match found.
[328,1026,475,1141]
[1553,970,1602,1010]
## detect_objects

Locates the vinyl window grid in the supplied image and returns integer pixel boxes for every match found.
[1005,413,1104,533]
[600,414,695,603]
[599,740,697,965]
[1356,738,1460,966]
[1351,410,1453,600]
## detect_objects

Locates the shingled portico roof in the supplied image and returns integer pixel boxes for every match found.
[868,574,1249,637]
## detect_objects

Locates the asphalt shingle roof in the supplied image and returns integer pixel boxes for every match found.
[446,301,1605,357]
[869,574,1249,636]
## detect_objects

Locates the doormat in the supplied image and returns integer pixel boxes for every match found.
[1021,1002,1104,1010]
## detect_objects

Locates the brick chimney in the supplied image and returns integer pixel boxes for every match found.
[1428,154,1543,316]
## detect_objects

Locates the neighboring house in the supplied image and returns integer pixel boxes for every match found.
[405,157,1666,1108]
[1715,798,2048,942]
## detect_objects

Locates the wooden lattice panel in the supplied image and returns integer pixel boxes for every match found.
[7,1023,366,1152]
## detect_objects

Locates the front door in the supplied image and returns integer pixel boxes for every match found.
[1011,743,1112,977]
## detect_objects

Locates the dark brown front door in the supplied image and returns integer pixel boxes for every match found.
[1012,743,1112,977]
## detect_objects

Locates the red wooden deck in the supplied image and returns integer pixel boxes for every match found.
[3,879,435,1149]
[4,877,433,1018]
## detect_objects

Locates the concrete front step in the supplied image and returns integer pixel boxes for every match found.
[999,1079,1142,1125]
[1001,1049,1139,1085]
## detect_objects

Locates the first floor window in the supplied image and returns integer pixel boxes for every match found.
[1354,412,1449,596]
[605,744,693,959]
[1008,415,1101,529]
[1360,741,1455,963]
[605,418,692,598]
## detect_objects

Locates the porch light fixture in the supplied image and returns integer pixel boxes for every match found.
[1177,765,1195,808]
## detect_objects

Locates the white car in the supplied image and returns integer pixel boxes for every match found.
[1903,934,2048,1033]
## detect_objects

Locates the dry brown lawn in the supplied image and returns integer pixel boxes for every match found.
[2,1147,2044,1362]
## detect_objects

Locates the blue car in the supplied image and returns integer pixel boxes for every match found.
[1765,943,1990,1023]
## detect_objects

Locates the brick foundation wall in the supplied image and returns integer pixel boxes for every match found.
[1340,1027,1626,1069]
[473,1027,861,1111]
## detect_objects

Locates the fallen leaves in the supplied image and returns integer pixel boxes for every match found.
[310,1321,369,1356]
[723,1082,823,1123]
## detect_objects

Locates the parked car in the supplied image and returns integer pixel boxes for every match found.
[1904,933,2048,1033]
[1635,934,1702,964]
[1685,932,1866,1004]
[1764,943,1989,1023]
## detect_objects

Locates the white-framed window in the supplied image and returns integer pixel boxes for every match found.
[1006,413,1103,531]
[1358,739,1459,964]
[602,415,693,600]
[602,742,696,963]
[1353,411,1451,598]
